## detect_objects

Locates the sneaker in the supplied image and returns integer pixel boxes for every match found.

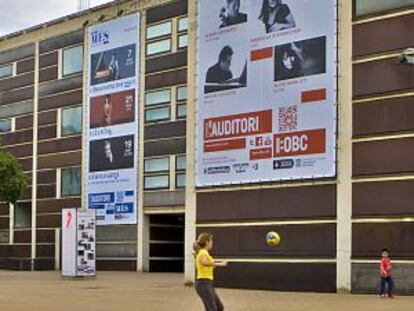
[388,294,394,299]
[379,294,385,298]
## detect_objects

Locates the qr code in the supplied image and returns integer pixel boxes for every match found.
[279,105,298,132]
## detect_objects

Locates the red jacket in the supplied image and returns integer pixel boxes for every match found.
[380,258,392,277]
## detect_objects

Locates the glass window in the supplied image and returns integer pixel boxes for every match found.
[177,104,187,119]
[61,167,81,197]
[144,157,169,173]
[177,86,187,101]
[61,106,82,136]
[176,173,186,188]
[178,17,188,32]
[146,21,172,39]
[146,39,171,56]
[176,155,186,171]
[355,0,414,16]
[63,45,83,76]
[145,89,171,106]
[178,34,188,49]
[0,118,12,133]
[0,64,12,79]
[144,175,169,190]
[14,202,31,229]
[145,107,170,122]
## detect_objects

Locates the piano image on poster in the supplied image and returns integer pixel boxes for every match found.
[90,44,136,86]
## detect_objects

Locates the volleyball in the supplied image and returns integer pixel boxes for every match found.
[266,231,281,247]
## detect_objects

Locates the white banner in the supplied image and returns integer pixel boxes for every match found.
[86,14,140,224]
[62,208,77,277]
[196,0,337,186]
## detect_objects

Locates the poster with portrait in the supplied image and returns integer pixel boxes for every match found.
[85,14,140,225]
[197,0,337,186]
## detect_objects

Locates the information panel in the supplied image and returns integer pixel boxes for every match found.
[197,0,337,186]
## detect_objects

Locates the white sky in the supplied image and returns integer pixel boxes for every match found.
[0,0,114,36]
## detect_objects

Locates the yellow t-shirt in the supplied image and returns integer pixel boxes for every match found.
[196,249,214,280]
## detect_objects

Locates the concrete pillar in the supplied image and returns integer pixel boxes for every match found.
[336,0,353,293]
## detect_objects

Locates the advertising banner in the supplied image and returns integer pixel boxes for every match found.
[86,14,140,224]
[197,0,337,186]
[62,208,96,278]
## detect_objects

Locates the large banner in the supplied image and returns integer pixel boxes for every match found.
[197,0,337,186]
[86,14,140,225]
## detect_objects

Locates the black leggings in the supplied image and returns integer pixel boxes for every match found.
[195,279,224,311]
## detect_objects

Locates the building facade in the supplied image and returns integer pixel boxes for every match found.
[0,0,413,294]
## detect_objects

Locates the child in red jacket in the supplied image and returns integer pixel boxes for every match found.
[379,248,394,298]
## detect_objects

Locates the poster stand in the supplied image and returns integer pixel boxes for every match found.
[62,208,96,278]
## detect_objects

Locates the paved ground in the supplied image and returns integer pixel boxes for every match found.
[0,270,413,311]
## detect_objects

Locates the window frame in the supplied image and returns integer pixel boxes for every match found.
[144,174,170,190]
[0,117,15,134]
[60,105,82,137]
[60,166,81,198]
[144,156,170,173]
[61,44,83,78]
[0,63,13,80]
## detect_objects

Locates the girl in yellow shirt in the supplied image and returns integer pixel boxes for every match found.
[193,232,227,311]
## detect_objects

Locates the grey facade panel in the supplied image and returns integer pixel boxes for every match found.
[144,137,186,157]
[144,121,186,140]
[0,44,35,65]
[144,190,185,207]
[38,75,82,97]
[96,243,137,258]
[39,30,83,53]
[96,225,138,242]
[352,263,414,294]
[0,100,33,119]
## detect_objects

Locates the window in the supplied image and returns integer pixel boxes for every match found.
[61,106,82,136]
[355,0,414,16]
[145,16,188,57]
[62,45,83,76]
[146,21,172,56]
[144,157,169,173]
[146,39,171,56]
[177,16,188,50]
[145,89,171,106]
[0,63,12,79]
[61,167,81,197]
[176,173,186,188]
[178,17,188,32]
[178,34,188,49]
[145,107,170,122]
[0,118,12,133]
[176,86,187,119]
[146,21,172,39]
[144,175,169,190]
[145,89,171,123]
[176,155,186,188]
[176,155,186,171]
[14,202,31,229]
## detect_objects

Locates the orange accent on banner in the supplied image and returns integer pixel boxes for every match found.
[204,138,246,153]
[301,89,327,103]
[204,110,272,141]
[274,129,326,157]
[251,47,273,61]
[250,148,273,160]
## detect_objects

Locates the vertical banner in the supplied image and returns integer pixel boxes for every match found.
[86,14,140,225]
[197,0,337,186]
[62,208,77,277]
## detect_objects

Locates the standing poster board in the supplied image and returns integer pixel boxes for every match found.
[62,208,96,278]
